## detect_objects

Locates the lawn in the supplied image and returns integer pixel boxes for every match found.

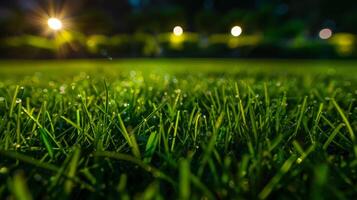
[0,59,356,199]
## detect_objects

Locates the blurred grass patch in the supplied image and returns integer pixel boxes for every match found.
[1,32,357,58]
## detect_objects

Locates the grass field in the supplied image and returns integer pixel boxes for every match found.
[0,59,356,199]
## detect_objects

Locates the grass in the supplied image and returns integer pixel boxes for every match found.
[0,59,356,199]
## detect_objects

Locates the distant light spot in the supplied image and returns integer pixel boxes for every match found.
[173,26,183,36]
[319,28,332,39]
[231,26,242,37]
[48,18,63,31]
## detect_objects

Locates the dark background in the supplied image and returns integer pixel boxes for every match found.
[0,0,356,58]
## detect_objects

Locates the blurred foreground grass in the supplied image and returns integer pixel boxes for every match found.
[0,59,356,199]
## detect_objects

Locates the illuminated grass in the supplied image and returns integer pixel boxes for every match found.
[0,60,356,199]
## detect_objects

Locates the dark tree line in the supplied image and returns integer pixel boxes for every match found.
[0,0,356,36]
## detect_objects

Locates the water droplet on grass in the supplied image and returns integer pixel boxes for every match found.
[296,157,303,164]
[0,167,8,174]
[13,143,21,148]
[60,86,66,94]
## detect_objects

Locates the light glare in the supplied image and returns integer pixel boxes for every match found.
[319,28,332,39]
[48,18,63,31]
[173,26,183,36]
[231,26,242,37]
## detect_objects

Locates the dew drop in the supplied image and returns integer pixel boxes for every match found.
[0,167,8,174]
[296,157,303,164]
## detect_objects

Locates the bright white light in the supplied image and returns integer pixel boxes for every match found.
[47,18,63,31]
[231,26,242,37]
[319,28,332,39]
[173,26,183,36]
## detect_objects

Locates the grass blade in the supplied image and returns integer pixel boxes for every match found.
[9,85,19,118]
[332,99,356,156]
[171,110,180,152]
[118,114,141,159]
[323,123,345,150]
[11,171,33,200]
[64,148,81,194]
[179,159,191,200]
[144,131,159,163]
[258,155,297,199]
[39,128,54,158]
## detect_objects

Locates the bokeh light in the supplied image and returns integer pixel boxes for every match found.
[319,28,332,39]
[231,26,242,37]
[173,26,183,36]
[48,18,63,31]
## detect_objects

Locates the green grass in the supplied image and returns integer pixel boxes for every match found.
[0,59,356,199]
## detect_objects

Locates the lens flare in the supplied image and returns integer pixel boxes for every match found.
[231,26,242,37]
[47,18,63,31]
[173,26,183,36]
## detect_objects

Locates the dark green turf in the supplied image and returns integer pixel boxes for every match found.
[0,59,356,199]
